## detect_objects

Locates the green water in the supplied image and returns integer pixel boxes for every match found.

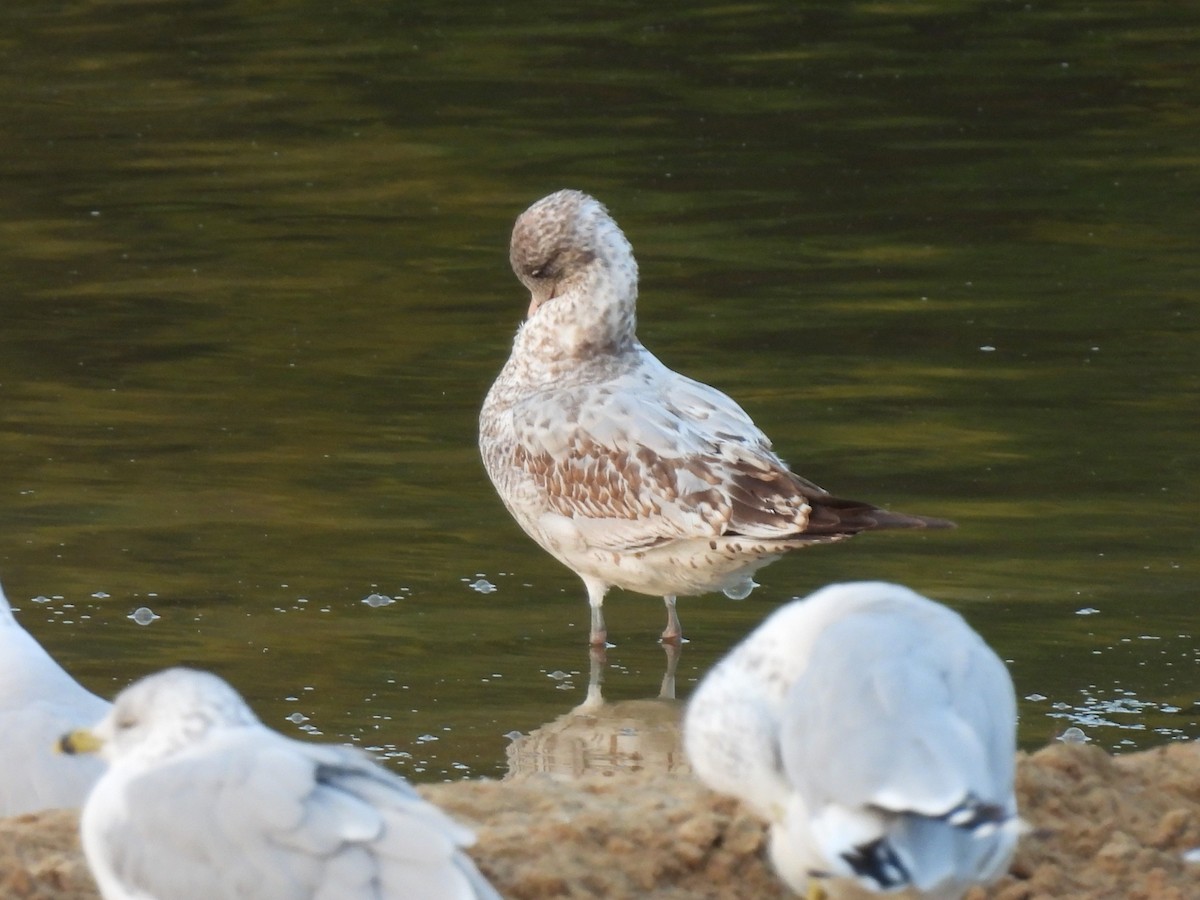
[0,1,1196,780]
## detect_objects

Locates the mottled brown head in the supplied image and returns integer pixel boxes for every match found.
[509,189,638,320]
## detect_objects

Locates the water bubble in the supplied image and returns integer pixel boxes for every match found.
[362,592,394,607]
[92,591,110,599]
[1058,726,1090,744]
[286,712,310,724]
[1075,607,1100,616]
[128,607,160,626]
[469,578,496,594]
[722,579,757,601]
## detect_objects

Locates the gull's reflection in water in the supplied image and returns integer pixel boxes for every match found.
[505,644,690,779]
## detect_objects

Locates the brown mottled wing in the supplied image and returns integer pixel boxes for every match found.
[507,360,837,551]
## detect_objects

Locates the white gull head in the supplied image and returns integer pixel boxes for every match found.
[76,667,259,768]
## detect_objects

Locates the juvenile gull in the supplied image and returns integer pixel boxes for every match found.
[0,579,108,815]
[60,667,500,900]
[684,581,1019,899]
[479,189,952,646]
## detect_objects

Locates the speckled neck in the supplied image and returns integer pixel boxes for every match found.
[505,190,640,381]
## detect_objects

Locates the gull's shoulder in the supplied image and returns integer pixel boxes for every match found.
[505,342,775,459]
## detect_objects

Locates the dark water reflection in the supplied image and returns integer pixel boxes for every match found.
[0,1,1196,780]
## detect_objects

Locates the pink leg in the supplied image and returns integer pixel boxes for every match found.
[660,594,683,644]
[583,576,610,646]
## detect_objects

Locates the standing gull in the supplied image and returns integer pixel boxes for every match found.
[480,189,951,646]
[60,667,500,900]
[684,581,1019,899]
[0,579,108,815]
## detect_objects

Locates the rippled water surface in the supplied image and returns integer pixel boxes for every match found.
[1,1,1197,779]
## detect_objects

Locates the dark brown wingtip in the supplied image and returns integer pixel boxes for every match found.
[804,497,956,535]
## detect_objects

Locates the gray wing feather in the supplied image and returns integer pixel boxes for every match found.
[778,602,1017,891]
[782,607,1013,815]
[105,731,498,900]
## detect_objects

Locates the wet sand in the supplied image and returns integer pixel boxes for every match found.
[3,741,1199,899]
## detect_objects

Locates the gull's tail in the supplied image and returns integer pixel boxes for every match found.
[806,494,956,535]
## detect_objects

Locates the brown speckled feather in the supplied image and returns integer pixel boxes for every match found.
[479,190,952,643]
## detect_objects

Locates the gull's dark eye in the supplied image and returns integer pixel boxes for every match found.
[529,259,559,279]
[115,716,137,731]
[526,251,562,281]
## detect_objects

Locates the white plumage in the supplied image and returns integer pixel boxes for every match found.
[684,581,1019,899]
[60,667,499,900]
[0,579,109,816]
[480,190,951,647]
